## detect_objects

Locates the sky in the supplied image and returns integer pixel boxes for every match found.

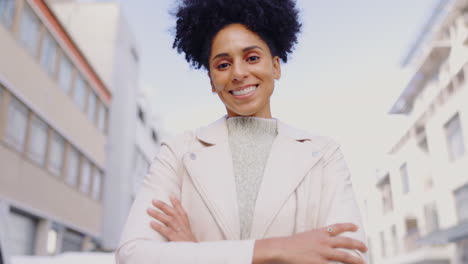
[112,0,438,191]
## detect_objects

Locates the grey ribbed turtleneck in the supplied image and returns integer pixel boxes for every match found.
[226,116,277,239]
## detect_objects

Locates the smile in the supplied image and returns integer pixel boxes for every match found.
[229,85,258,96]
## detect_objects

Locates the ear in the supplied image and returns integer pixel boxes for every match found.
[208,71,216,93]
[273,56,281,80]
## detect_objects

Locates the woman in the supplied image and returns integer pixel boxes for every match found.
[116,0,368,263]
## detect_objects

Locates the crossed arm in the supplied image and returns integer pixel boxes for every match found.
[147,196,367,264]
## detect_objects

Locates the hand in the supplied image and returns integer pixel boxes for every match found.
[147,195,197,242]
[255,223,367,264]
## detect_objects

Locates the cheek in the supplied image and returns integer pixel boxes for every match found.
[210,75,229,92]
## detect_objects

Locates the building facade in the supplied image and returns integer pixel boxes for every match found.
[49,0,161,250]
[0,0,111,262]
[366,0,468,263]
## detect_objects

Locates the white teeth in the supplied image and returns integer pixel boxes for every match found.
[232,86,257,96]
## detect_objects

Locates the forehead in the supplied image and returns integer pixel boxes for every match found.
[210,24,270,55]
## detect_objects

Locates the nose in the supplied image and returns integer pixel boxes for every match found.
[231,61,248,82]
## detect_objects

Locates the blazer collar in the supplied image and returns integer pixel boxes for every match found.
[196,115,313,145]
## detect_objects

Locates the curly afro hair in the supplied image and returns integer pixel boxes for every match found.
[172,0,301,70]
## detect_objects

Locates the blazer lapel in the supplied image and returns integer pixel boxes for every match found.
[250,122,323,238]
[182,117,240,240]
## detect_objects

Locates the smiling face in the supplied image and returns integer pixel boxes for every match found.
[208,24,281,118]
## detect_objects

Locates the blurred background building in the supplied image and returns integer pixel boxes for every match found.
[49,0,161,251]
[0,0,111,260]
[0,0,160,262]
[366,0,468,263]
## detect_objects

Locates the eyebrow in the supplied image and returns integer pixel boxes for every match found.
[211,45,263,62]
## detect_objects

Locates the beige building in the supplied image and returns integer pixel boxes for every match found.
[366,0,468,263]
[0,0,111,261]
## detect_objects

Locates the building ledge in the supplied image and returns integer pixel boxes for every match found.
[390,43,451,114]
[418,220,468,245]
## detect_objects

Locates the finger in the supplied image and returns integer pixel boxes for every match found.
[147,208,181,231]
[330,236,368,253]
[323,223,358,236]
[152,199,178,218]
[325,248,364,264]
[150,221,179,241]
[170,196,190,227]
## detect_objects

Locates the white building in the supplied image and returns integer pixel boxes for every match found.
[366,0,468,263]
[49,0,161,251]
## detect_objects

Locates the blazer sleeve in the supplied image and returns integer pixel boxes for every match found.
[115,133,255,264]
[317,141,368,263]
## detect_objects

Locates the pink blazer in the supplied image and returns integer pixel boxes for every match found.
[116,116,367,264]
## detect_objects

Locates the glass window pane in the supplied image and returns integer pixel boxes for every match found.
[19,5,40,57]
[424,203,439,233]
[40,32,57,76]
[5,98,28,152]
[58,56,72,94]
[73,75,87,111]
[97,102,107,132]
[48,131,64,176]
[445,114,465,161]
[61,229,83,253]
[8,210,37,256]
[0,0,15,29]
[92,169,102,200]
[455,184,468,222]
[79,159,91,193]
[27,116,48,166]
[400,163,410,194]
[65,146,79,186]
[87,91,96,123]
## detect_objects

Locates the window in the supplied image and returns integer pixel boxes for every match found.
[79,159,91,193]
[87,91,97,123]
[151,129,158,143]
[61,229,83,253]
[137,107,145,123]
[0,0,15,29]
[415,125,429,153]
[92,169,102,200]
[5,97,28,152]
[73,75,87,111]
[27,116,48,166]
[97,102,107,132]
[445,113,465,161]
[400,163,410,194]
[46,227,58,255]
[47,131,64,176]
[455,184,468,222]
[131,46,139,63]
[380,231,386,258]
[404,218,419,251]
[65,146,79,186]
[8,210,37,256]
[57,56,73,94]
[40,32,58,76]
[391,225,398,256]
[378,174,393,214]
[424,202,439,233]
[19,5,40,57]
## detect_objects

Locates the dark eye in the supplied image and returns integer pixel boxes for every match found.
[247,56,260,62]
[217,62,230,70]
